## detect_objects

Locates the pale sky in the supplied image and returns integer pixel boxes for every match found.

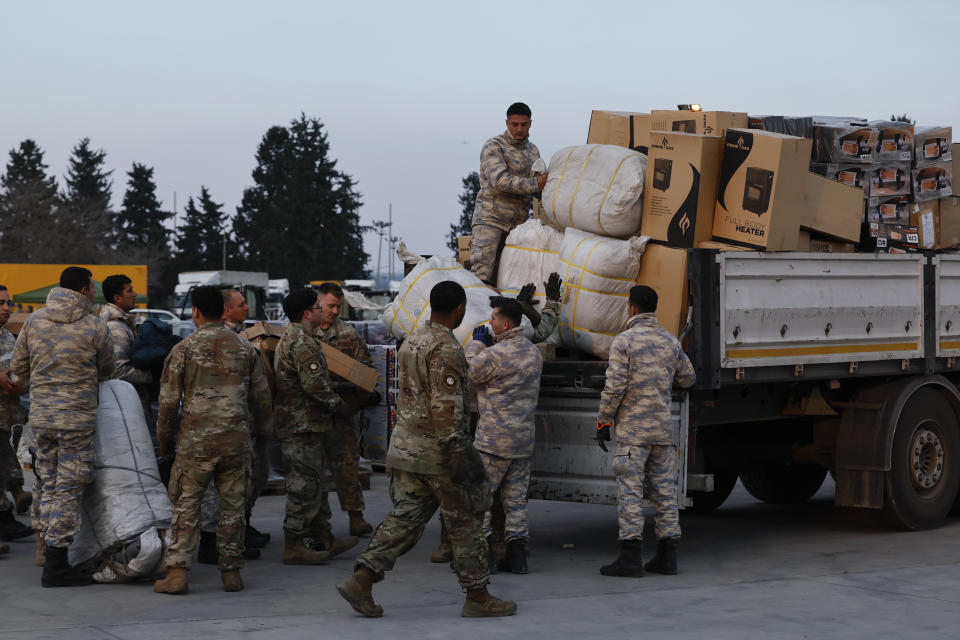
[2,0,958,280]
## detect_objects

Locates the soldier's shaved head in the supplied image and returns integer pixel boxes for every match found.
[629,286,658,314]
[192,286,224,320]
[430,281,466,315]
[506,102,531,118]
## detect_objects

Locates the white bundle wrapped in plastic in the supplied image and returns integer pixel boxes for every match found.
[558,228,648,359]
[496,219,564,305]
[542,144,647,238]
[69,380,172,574]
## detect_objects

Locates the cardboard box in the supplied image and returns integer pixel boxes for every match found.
[912,161,954,203]
[748,115,814,138]
[712,129,812,250]
[954,143,959,195]
[867,195,911,224]
[811,124,878,163]
[457,235,472,267]
[868,162,911,197]
[909,200,940,250]
[641,132,723,248]
[696,240,749,251]
[870,121,914,162]
[635,244,687,338]
[914,126,952,168]
[800,172,863,243]
[939,196,960,249]
[651,110,748,138]
[457,236,471,250]
[810,163,870,197]
[587,110,650,152]
[861,222,919,252]
[808,235,856,253]
[319,341,379,392]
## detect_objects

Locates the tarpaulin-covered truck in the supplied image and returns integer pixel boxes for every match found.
[532,250,960,530]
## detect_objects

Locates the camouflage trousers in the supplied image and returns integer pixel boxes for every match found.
[33,428,95,547]
[613,444,681,541]
[280,430,345,538]
[356,468,491,591]
[469,223,508,285]
[478,452,531,541]
[197,440,266,533]
[165,453,249,571]
[331,421,364,513]
[0,426,18,512]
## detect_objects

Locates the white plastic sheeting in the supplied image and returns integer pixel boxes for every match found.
[496,219,564,304]
[558,228,648,359]
[542,144,647,238]
[69,380,172,572]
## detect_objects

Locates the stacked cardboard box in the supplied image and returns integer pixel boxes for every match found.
[457,236,471,267]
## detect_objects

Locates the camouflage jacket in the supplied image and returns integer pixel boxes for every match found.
[531,299,559,344]
[0,325,19,428]
[11,288,115,431]
[274,321,346,438]
[317,318,374,413]
[157,321,273,457]
[597,313,696,446]
[466,326,543,458]
[225,320,244,334]
[100,303,152,385]
[473,130,541,232]
[386,321,470,475]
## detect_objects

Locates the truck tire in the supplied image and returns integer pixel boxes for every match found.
[739,463,827,504]
[688,461,738,514]
[884,388,960,530]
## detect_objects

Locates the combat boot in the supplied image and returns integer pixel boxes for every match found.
[430,542,452,563]
[9,482,32,515]
[313,531,359,559]
[337,567,383,618]
[245,510,270,548]
[153,567,189,594]
[283,532,331,565]
[197,531,260,564]
[644,537,678,575]
[461,587,518,618]
[0,508,33,541]
[498,538,528,574]
[348,510,373,536]
[221,570,244,592]
[600,539,645,578]
[41,546,93,588]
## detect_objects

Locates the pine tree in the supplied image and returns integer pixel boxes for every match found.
[0,140,61,261]
[232,114,368,286]
[447,171,479,255]
[174,186,228,270]
[62,138,115,261]
[115,163,174,304]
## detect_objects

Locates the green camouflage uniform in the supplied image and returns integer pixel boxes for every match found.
[470,130,542,284]
[274,322,348,540]
[157,321,273,570]
[317,318,372,514]
[356,321,491,591]
[466,326,543,542]
[597,313,695,542]
[0,326,22,513]
[11,288,115,547]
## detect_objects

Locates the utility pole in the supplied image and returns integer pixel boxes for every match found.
[222,232,227,270]
[372,218,392,288]
[388,203,393,282]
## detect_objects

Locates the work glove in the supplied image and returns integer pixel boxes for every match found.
[596,421,612,452]
[545,272,562,302]
[366,389,382,407]
[517,283,539,306]
[472,325,494,347]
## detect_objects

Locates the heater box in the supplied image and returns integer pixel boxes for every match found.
[870,121,914,162]
[913,162,953,202]
[811,123,878,164]
[868,162,911,197]
[866,195,911,224]
[810,163,871,197]
[914,126,953,168]
[650,110,747,138]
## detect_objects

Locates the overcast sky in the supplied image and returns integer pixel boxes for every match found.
[2,0,958,280]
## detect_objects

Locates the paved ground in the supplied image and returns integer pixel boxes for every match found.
[2,475,960,639]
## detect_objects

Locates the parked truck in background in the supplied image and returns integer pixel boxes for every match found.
[266,278,290,320]
[173,270,269,321]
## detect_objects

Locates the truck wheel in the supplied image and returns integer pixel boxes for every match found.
[740,463,827,504]
[885,389,960,530]
[688,461,737,514]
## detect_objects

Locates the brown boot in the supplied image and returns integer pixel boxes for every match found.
[337,567,383,618]
[430,542,452,563]
[10,483,32,515]
[154,567,189,594]
[221,570,244,592]
[461,586,518,618]
[35,532,45,567]
[348,511,373,536]
[315,531,359,559]
[283,532,330,565]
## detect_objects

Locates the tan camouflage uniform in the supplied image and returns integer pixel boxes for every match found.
[471,130,541,284]
[356,321,491,590]
[0,326,23,513]
[597,313,695,541]
[157,321,273,571]
[274,322,348,540]
[100,303,152,385]
[531,299,559,344]
[11,287,115,547]
[466,326,543,541]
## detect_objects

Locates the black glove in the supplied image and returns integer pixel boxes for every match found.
[517,283,539,306]
[472,325,494,347]
[366,389,382,407]
[336,401,356,421]
[545,272,562,302]
[596,421,611,452]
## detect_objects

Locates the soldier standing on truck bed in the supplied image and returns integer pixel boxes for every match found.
[470,102,548,287]
[595,285,696,578]
[337,281,516,619]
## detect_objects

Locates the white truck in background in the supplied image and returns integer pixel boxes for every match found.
[173,270,269,322]
[266,278,290,320]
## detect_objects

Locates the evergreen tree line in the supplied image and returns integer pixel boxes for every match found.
[0,114,369,304]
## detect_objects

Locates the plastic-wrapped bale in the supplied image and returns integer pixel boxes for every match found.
[68,380,172,575]
[383,256,533,346]
[558,228,648,359]
[542,144,647,238]
[496,219,564,306]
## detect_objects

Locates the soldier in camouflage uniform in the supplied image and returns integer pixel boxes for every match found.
[0,284,35,543]
[100,275,152,387]
[338,281,516,619]
[314,282,378,537]
[596,286,695,578]
[153,286,273,595]
[11,267,116,587]
[466,297,543,574]
[274,289,359,565]
[470,102,548,286]
[515,273,563,344]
